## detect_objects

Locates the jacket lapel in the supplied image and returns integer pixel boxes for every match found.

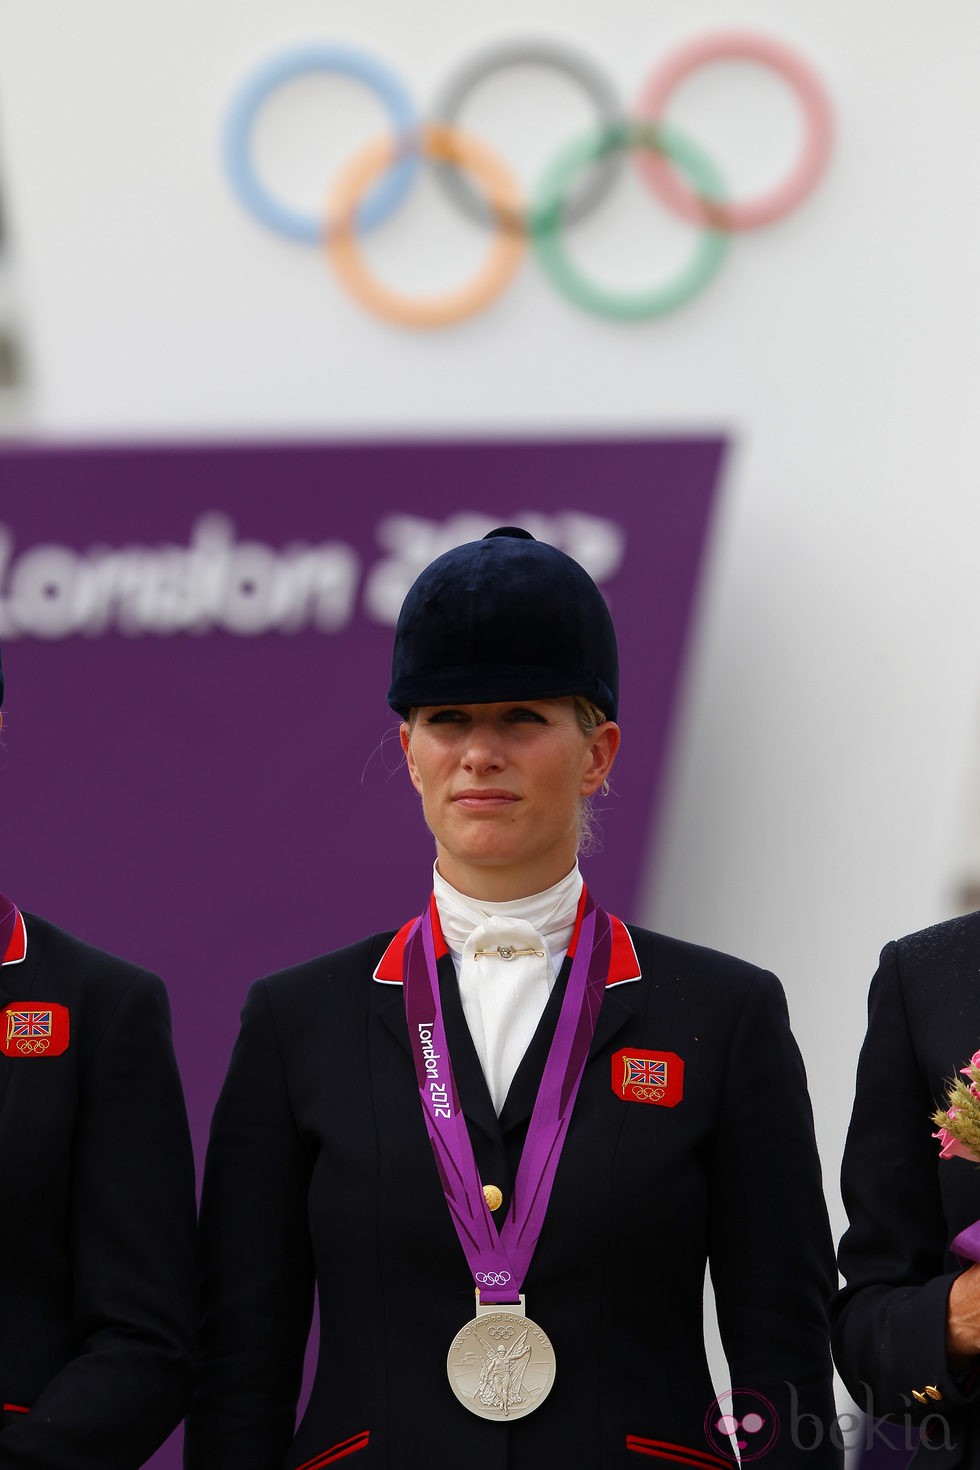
[0,907,41,1123]
[500,910,643,1134]
[372,898,644,1205]
[374,935,509,1189]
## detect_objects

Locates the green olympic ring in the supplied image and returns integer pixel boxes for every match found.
[531,120,729,322]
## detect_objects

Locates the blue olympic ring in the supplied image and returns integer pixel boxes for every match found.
[223,44,420,243]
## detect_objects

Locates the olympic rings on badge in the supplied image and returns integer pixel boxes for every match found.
[223,33,833,327]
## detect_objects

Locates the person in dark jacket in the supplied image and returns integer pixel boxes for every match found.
[0,639,197,1470]
[186,528,840,1470]
[833,917,980,1466]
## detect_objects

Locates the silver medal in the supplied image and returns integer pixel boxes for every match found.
[447,1296,556,1421]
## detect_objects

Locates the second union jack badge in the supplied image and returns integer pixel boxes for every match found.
[1,1002,70,1058]
[612,1048,683,1107]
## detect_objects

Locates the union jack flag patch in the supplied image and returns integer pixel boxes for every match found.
[612,1048,683,1107]
[1,1003,70,1058]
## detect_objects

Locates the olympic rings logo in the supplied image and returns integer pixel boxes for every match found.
[475,1271,512,1288]
[16,1039,50,1055]
[224,33,833,329]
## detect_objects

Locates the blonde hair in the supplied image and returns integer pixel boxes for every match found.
[574,698,612,856]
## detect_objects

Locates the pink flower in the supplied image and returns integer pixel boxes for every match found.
[934,1118,980,1163]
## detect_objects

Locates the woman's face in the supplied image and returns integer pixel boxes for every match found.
[400,698,620,901]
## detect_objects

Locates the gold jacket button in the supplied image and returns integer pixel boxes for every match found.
[483,1184,503,1212]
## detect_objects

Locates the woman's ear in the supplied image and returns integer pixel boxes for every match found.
[400,722,423,795]
[580,722,621,796]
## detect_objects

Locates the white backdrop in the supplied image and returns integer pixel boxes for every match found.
[2,0,979,1444]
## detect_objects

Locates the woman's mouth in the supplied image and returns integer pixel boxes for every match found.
[452,789,520,809]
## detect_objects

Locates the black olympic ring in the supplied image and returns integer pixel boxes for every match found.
[223,32,833,326]
[429,38,624,235]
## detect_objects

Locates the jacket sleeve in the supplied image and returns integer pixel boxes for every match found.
[831,942,980,1421]
[184,977,315,1470]
[707,969,842,1467]
[0,972,198,1470]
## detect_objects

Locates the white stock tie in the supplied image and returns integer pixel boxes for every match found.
[458,915,553,1115]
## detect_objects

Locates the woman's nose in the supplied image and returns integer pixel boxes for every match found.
[461,724,503,772]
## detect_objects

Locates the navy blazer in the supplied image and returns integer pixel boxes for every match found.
[0,906,198,1469]
[186,906,839,1470]
[833,914,980,1467]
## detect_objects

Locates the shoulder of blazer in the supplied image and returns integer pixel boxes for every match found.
[870,912,980,1074]
[890,908,980,971]
[252,930,398,1008]
[20,910,161,1001]
[245,932,400,1058]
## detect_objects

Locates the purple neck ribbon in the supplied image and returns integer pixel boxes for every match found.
[952,1220,980,1265]
[403,887,612,1307]
[0,895,17,963]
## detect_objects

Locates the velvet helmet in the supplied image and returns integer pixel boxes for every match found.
[387,527,619,720]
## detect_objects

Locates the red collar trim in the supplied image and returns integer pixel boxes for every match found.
[373,894,448,984]
[372,888,641,988]
[2,909,27,967]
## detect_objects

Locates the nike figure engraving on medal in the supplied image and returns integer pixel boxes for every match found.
[447,1301,556,1421]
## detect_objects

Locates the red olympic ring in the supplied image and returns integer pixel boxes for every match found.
[634,30,833,231]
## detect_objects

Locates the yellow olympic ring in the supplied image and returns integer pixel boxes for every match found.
[326,123,526,329]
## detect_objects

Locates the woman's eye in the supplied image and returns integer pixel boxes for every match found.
[425,709,467,724]
[507,706,547,724]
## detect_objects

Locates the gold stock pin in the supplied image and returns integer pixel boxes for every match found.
[474,946,544,961]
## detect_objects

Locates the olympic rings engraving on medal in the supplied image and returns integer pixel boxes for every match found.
[475,1271,513,1287]
[223,33,833,326]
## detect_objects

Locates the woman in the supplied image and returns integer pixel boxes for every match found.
[0,639,197,1469]
[833,920,980,1462]
[186,528,839,1469]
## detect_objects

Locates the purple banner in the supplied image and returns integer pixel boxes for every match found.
[0,436,724,1465]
